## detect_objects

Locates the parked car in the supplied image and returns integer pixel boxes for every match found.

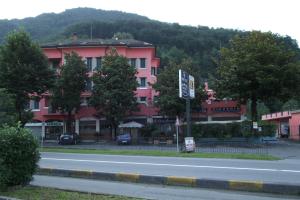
[117,133,131,145]
[58,132,79,145]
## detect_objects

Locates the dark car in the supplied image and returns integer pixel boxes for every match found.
[117,133,131,145]
[58,132,79,145]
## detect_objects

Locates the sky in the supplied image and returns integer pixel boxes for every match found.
[0,0,299,44]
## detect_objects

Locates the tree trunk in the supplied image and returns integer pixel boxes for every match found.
[66,111,72,132]
[251,95,258,122]
[15,98,23,126]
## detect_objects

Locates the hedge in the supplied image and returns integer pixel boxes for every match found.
[0,125,40,191]
[191,121,276,139]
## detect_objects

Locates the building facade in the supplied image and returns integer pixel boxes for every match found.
[26,38,247,142]
[28,39,160,141]
[262,110,300,140]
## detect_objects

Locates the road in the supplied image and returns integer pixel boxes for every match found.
[31,175,299,200]
[40,152,300,184]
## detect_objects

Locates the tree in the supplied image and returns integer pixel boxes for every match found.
[0,89,16,126]
[282,99,300,111]
[0,30,55,125]
[216,31,300,122]
[153,59,205,118]
[52,52,88,132]
[112,32,134,40]
[91,48,138,139]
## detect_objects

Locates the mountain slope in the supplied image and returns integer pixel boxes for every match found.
[0,7,149,43]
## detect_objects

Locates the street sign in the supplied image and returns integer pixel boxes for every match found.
[253,122,258,129]
[184,137,195,152]
[179,69,189,99]
[179,69,195,99]
[189,75,195,98]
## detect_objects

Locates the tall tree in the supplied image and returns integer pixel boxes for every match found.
[52,52,88,132]
[91,48,138,139]
[216,31,300,122]
[0,89,16,126]
[153,59,205,118]
[0,30,54,125]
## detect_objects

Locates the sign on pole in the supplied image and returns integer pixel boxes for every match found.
[179,69,195,99]
[179,69,195,138]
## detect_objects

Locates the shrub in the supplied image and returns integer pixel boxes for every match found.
[190,120,274,139]
[0,124,40,191]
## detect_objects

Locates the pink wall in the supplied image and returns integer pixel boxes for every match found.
[33,45,160,122]
[289,112,300,140]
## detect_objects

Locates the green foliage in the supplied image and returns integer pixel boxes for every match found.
[216,31,300,121]
[0,89,16,126]
[52,52,88,132]
[0,8,149,43]
[246,100,270,121]
[0,125,40,190]
[191,121,275,139]
[112,32,134,40]
[153,59,205,117]
[281,99,300,111]
[0,30,55,125]
[140,124,159,137]
[91,48,138,134]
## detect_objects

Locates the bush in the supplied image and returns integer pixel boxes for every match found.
[191,120,275,139]
[0,124,40,191]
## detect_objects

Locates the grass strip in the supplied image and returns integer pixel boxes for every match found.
[0,185,141,200]
[40,147,280,160]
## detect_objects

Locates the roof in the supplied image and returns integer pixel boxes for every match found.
[41,39,153,48]
[118,121,144,128]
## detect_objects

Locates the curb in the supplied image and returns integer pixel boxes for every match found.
[37,167,300,195]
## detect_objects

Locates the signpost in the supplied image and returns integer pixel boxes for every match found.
[179,69,195,137]
[175,116,180,152]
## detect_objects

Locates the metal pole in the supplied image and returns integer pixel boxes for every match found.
[186,98,191,137]
[176,125,179,152]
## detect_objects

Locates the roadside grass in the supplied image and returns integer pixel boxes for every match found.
[40,147,280,160]
[0,185,141,200]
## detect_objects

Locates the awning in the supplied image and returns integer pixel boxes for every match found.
[118,121,144,128]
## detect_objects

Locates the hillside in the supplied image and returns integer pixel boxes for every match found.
[0,7,149,43]
[0,7,298,78]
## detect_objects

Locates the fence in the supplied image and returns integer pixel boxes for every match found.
[44,136,271,155]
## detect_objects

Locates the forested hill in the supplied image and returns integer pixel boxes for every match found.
[0,7,298,78]
[0,8,150,43]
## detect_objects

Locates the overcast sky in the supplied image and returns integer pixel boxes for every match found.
[0,0,299,44]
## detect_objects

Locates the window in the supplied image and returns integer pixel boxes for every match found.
[29,99,39,110]
[138,96,147,105]
[80,121,96,134]
[151,67,157,76]
[153,96,158,103]
[86,57,92,72]
[140,58,146,68]
[130,58,136,68]
[85,79,92,91]
[96,57,101,71]
[139,77,147,87]
[33,100,39,110]
[140,97,147,102]
[80,97,90,106]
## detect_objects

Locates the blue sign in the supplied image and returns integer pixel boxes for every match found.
[179,69,195,99]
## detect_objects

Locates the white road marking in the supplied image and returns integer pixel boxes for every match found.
[41,157,300,173]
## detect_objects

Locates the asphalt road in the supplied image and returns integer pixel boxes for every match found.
[31,175,299,200]
[40,152,300,184]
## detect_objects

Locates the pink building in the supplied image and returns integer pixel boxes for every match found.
[262,110,300,140]
[28,39,160,141]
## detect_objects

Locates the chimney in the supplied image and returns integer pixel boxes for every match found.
[71,32,78,41]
